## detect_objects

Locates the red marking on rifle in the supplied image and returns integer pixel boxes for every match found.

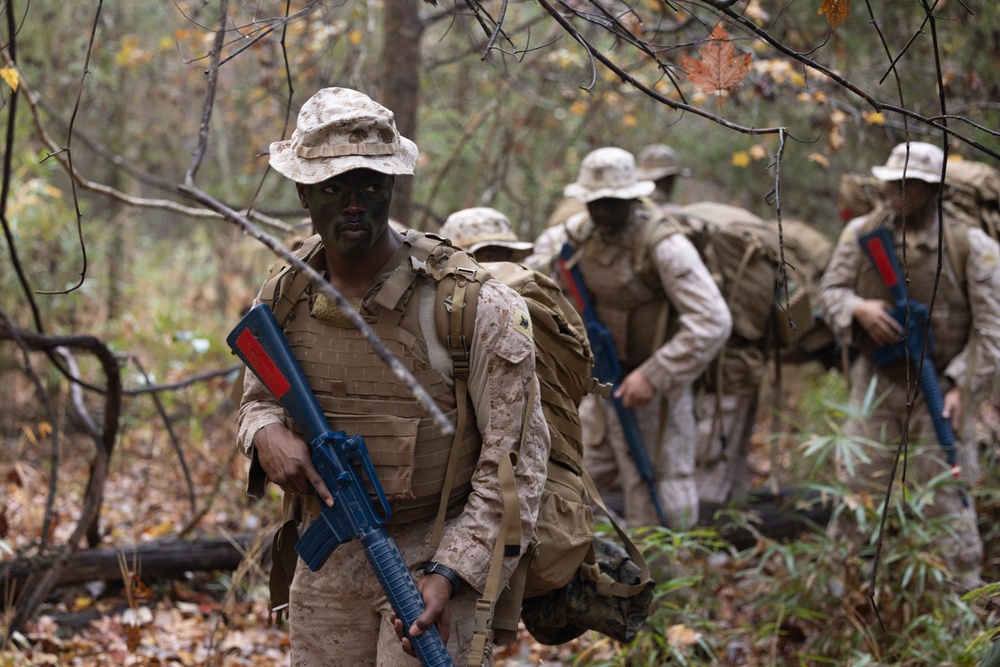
[558,259,587,313]
[236,328,290,399]
[866,237,899,288]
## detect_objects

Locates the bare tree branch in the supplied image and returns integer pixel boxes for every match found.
[176,183,456,438]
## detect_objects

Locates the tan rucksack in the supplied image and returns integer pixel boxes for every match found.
[431,247,654,656]
[944,159,1000,247]
[671,202,784,394]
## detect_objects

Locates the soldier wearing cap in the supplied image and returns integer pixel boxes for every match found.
[818,141,1000,585]
[236,87,549,666]
[531,143,690,271]
[635,145,767,508]
[635,143,691,210]
[439,207,534,263]
[557,147,731,529]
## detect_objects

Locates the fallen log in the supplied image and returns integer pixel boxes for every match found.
[0,532,270,599]
[1,488,833,602]
[701,486,834,551]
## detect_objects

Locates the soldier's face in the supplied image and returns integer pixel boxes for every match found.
[298,169,394,256]
[474,247,521,263]
[883,179,938,218]
[587,198,632,233]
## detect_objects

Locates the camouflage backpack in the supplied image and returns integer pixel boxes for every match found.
[431,245,655,654]
[938,160,1000,316]
[669,202,786,394]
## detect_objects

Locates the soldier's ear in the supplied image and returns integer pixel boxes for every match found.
[296,183,309,209]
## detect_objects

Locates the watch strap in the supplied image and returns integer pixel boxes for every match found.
[419,561,465,599]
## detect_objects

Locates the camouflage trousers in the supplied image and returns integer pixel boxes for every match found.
[582,386,698,529]
[289,509,490,667]
[828,359,983,585]
[694,392,760,504]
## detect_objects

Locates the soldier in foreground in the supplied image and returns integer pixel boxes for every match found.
[236,87,549,666]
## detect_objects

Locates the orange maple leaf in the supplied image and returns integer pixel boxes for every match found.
[819,0,851,30]
[681,24,751,96]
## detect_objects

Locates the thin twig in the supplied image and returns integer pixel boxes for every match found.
[185,0,228,186]
[129,355,198,516]
[36,0,103,296]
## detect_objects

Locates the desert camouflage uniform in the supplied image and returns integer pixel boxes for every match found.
[563,203,730,528]
[238,233,549,666]
[818,211,1000,582]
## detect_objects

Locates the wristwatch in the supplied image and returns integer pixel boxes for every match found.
[419,561,465,599]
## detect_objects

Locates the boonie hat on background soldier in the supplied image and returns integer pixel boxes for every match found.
[870,141,944,184]
[268,87,418,184]
[564,147,655,203]
[635,143,692,181]
[439,207,533,257]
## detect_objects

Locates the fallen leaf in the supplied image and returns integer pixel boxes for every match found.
[666,623,702,647]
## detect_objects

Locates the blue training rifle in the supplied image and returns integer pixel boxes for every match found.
[227,304,454,667]
[557,242,670,527]
[857,226,966,505]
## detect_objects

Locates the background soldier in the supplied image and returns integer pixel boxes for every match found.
[635,143,691,211]
[817,141,1000,586]
[438,207,534,264]
[558,147,731,529]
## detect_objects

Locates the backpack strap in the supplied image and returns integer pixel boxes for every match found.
[578,468,652,598]
[941,202,971,292]
[468,450,521,667]
[428,249,492,549]
[263,234,325,326]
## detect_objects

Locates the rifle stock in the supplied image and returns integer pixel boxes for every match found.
[228,304,454,667]
[557,243,670,526]
[858,227,964,502]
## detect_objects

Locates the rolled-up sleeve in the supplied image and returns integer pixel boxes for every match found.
[817,218,868,342]
[236,361,285,500]
[433,279,550,594]
[638,233,732,395]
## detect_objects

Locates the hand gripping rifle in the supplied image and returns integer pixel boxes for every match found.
[557,242,670,526]
[228,304,454,667]
[857,226,966,506]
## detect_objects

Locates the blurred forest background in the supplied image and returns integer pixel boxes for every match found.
[2,1,999,665]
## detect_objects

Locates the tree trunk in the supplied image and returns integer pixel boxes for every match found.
[1,532,268,597]
[378,2,424,226]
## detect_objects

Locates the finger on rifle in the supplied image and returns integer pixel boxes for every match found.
[390,615,417,657]
[308,470,334,507]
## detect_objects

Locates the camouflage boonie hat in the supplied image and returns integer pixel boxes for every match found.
[871,141,943,184]
[520,537,655,645]
[269,87,418,185]
[635,143,691,180]
[564,147,656,203]
[439,207,533,254]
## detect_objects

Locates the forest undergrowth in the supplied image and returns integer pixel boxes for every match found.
[3,237,1000,666]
